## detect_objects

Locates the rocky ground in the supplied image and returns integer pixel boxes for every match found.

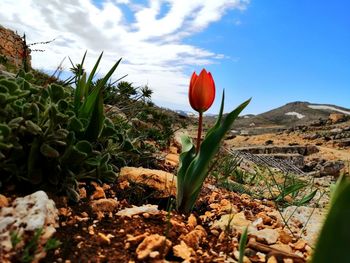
[1,117,349,262]
[0,177,315,263]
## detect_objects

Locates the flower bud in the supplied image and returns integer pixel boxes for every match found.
[189,69,215,112]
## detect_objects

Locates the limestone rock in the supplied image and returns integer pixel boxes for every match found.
[212,212,252,232]
[282,206,325,246]
[181,225,207,249]
[169,146,178,154]
[119,166,177,197]
[0,191,58,261]
[165,153,179,167]
[116,204,159,217]
[270,243,292,253]
[136,234,172,260]
[187,214,197,230]
[233,250,252,263]
[173,240,195,260]
[251,228,279,245]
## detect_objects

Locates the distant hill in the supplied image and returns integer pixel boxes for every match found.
[204,101,350,134]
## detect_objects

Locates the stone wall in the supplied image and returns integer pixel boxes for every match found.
[0,25,31,69]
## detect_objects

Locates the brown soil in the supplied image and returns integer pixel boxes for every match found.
[40,178,309,263]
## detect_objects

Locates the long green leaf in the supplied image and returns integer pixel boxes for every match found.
[311,179,350,263]
[86,52,104,94]
[74,51,87,111]
[78,80,101,119]
[79,57,122,120]
[79,59,121,119]
[176,135,196,209]
[74,72,86,113]
[83,87,105,140]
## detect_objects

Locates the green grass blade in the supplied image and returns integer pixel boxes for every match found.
[297,189,318,205]
[239,227,248,263]
[275,182,306,202]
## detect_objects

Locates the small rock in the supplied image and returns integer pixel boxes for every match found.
[210,229,220,236]
[173,240,194,260]
[212,212,252,232]
[267,256,278,263]
[88,225,95,235]
[58,207,71,217]
[119,167,176,197]
[270,243,292,254]
[187,214,197,230]
[0,191,58,261]
[136,234,172,260]
[282,206,325,246]
[0,194,9,208]
[279,230,293,244]
[256,252,266,262]
[142,212,150,218]
[251,228,279,245]
[90,182,106,200]
[256,212,273,225]
[293,239,306,250]
[79,187,87,199]
[116,204,159,217]
[169,146,178,154]
[233,250,252,263]
[170,219,186,230]
[90,198,118,213]
[126,233,149,245]
[181,225,207,249]
[165,153,179,166]
[97,232,114,244]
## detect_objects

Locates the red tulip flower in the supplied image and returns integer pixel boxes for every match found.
[188,69,216,153]
[189,69,215,113]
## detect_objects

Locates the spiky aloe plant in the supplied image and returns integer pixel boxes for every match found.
[73,51,122,140]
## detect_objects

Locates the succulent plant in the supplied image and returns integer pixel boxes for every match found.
[0,66,126,200]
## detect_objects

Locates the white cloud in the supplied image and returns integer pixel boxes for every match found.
[0,0,249,109]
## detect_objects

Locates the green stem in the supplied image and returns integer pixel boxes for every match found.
[196,111,203,153]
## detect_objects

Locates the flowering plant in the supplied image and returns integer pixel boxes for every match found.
[176,69,250,213]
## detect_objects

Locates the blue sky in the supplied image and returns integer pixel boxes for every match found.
[185,0,350,114]
[1,0,349,114]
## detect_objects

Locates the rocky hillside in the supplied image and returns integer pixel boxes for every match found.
[225,101,350,134]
